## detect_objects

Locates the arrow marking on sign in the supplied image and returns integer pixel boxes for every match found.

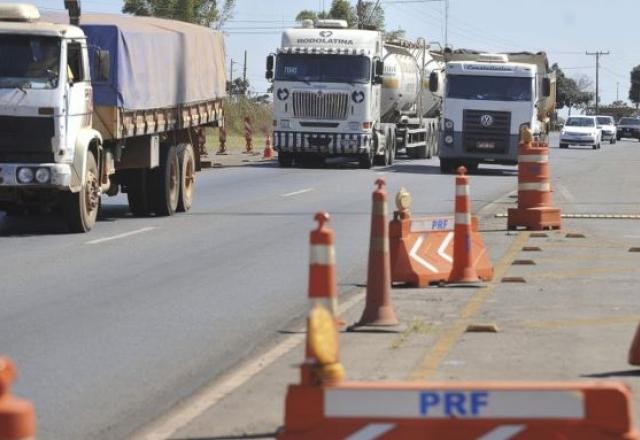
[437,231,454,263]
[477,425,526,440]
[409,234,438,273]
[345,423,396,440]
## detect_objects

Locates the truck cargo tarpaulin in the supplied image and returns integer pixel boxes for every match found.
[43,12,226,110]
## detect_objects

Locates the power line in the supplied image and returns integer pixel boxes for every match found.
[585,50,609,114]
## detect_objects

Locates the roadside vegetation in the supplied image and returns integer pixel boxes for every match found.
[206,97,272,153]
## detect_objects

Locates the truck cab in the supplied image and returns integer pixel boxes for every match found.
[438,52,553,172]
[0,4,104,229]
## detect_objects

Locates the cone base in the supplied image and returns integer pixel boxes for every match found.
[507,207,562,231]
[628,324,640,366]
[354,306,399,328]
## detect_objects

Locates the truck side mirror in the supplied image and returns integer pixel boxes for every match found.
[542,77,551,97]
[265,55,274,80]
[429,72,439,93]
[373,59,384,85]
[96,49,110,81]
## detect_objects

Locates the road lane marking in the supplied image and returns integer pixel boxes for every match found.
[85,227,156,245]
[281,188,314,197]
[525,266,640,280]
[525,314,640,330]
[132,292,364,440]
[408,232,530,381]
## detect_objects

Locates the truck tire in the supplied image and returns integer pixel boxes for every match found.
[415,144,428,159]
[151,145,179,216]
[278,152,293,167]
[359,135,376,169]
[439,158,454,174]
[126,169,152,216]
[65,151,100,233]
[559,143,568,149]
[177,143,195,213]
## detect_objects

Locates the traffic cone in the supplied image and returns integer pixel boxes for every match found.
[354,178,399,327]
[0,358,35,440]
[308,212,344,326]
[448,166,481,284]
[628,323,640,366]
[262,130,275,160]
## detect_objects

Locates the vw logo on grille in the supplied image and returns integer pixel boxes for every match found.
[319,30,333,38]
[480,114,494,127]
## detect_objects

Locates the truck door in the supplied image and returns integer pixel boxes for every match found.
[64,40,92,150]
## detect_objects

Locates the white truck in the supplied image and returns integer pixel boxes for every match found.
[434,51,555,172]
[266,19,444,169]
[0,3,225,232]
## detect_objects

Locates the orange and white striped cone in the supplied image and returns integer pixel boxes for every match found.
[262,130,275,160]
[628,323,640,366]
[0,358,35,440]
[243,116,253,154]
[216,125,227,155]
[448,166,481,284]
[354,179,399,327]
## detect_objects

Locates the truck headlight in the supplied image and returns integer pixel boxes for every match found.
[35,167,51,184]
[280,119,290,129]
[348,121,360,131]
[17,167,34,183]
[444,135,454,144]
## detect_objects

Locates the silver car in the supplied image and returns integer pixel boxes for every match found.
[596,116,617,144]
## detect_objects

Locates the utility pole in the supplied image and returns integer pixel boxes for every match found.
[585,50,609,115]
[617,81,619,102]
[229,59,236,98]
[243,50,247,83]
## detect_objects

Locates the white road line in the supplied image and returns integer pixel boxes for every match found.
[132,292,365,440]
[557,183,576,202]
[345,423,396,440]
[281,188,314,197]
[86,227,156,245]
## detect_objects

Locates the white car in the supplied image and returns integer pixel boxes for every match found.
[596,115,617,144]
[559,116,602,150]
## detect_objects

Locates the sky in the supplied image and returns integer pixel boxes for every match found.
[30,0,639,106]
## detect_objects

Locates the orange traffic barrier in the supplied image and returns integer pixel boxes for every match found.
[308,212,343,326]
[353,178,398,327]
[448,167,493,283]
[262,129,275,160]
[628,322,640,366]
[243,116,253,154]
[508,128,562,230]
[390,187,492,287]
[280,304,639,439]
[216,125,227,155]
[0,358,35,440]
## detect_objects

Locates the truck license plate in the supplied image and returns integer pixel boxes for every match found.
[477,141,495,149]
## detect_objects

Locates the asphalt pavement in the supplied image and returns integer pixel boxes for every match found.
[2,135,639,439]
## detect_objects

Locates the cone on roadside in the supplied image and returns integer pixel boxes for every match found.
[628,323,640,366]
[0,357,35,440]
[262,129,275,160]
[353,178,399,327]
[308,212,344,327]
[448,166,481,285]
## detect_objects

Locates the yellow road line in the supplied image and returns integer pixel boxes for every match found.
[408,231,530,381]
[525,266,640,280]
[525,314,640,330]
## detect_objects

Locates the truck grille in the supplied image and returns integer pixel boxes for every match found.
[0,116,55,162]
[462,110,511,153]
[293,91,348,120]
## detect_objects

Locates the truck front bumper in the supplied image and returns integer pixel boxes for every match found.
[0,163,72,189]
[439,132,520,165]
[273,130,372,155]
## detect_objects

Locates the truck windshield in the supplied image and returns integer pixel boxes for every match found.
[275,53,371,84]
[447,75,532,101]
[0,35,61,89]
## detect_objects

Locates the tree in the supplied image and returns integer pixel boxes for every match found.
[329,0,357,27]
[630,65,640,109]
[552,64,593,115]
[355,1,384,30]
[294,0,385,30]
[122,0,235,28]
[226,77,250,96]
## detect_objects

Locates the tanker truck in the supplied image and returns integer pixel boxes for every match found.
[0,3,225,232]
[433,50,555,173]
[266,20,444,168]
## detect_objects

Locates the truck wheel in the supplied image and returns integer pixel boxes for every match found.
[559,143,568,149]
[177,143,195,213]
[126,169,152,216]
[278,152,293,167]
[151,145,179,216]
[415,145,428,159]
[359,136,376,169]
[439,158,454,174]
[65,151,99,233]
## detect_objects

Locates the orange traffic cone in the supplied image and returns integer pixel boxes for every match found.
[628,323,640,366]
[354,179,399,327]
[262,130,275,160]
[308,212,344,326]
[0,358,35,440]
[448,166,481,284]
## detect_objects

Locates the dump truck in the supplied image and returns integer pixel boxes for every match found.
[434,50,556,172]
[266,19,444,168]
[0,3,225,231]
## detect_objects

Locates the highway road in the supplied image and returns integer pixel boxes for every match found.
[1,135,637,439]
